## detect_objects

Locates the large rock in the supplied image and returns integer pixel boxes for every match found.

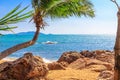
[97,70,114,80]
[89,65,107,72]
[68,58,86,69]
[95,50,114,64]
[68,57,113,71]
[57,51,84,64]
[80,50,114,64]
[48,62,67,70]
[80,50,96,58]
[0,53,48,80]
[86,58,113,71]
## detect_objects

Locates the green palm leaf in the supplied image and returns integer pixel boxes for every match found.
[45,0,94,18]
[0,4,32,32]
[0,5,32,25]
[0,4,21,21]
[31,0,95,28]
[0,26,17,31]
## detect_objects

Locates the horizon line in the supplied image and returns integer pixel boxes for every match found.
[3,31,116,36]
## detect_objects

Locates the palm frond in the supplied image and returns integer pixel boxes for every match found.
[45,0,95,18]
[0,6,29,23]
[0,5,32,25]
[6,11,33,24]
[0,4,21,21]
[0,26,17,31]
[0,4,32,32]
[31,0,95,28]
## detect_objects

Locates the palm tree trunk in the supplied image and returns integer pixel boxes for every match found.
[114,10,120,80]
[0,26,40,60]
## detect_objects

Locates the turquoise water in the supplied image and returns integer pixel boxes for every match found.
[0,32,115,60]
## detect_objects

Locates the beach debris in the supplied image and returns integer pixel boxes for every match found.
[0,53,48,80]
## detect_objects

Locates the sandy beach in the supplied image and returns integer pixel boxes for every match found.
[0,50,114,80]
[0,60,100,80]
[47,68,99,80]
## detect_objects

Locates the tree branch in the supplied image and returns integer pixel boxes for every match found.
[111,0,120,10]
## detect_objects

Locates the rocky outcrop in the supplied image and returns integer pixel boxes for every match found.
[68,58,113,71]
[48,62,67,70]
[85,58,113,71]
[0,53,48,80]
[0,50,114,79]
[57,51,84,64]
[80,50,114,64]
[56,50,114,71]
[95,50,114,64]
[89,65,107,72]
[68,58,86,69]
[80,50,96,58]
[97,70,114,80]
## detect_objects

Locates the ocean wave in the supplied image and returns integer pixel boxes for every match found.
[3,57,17,61]
[42,58,56,63]
[41,41,58,44]
[3,57,56,63]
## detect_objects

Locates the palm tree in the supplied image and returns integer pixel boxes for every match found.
[0,0,95,60]
[0,4,32,34]
[111,0,120,80]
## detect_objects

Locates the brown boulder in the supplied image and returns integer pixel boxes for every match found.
[0,53,48,80]
[58,51,84,64]
[102,63,113,71]
[97,70,114,80]
[68,58,86,69]
[85,58,113,71]
[0,61,12,72]
[68,57,113,71]
[68,58,100,69]
[95,51,114,64]
[94,50,106,55]
[80,50,114,64]
[48,62,67,70]
[80,50,96,58]
[89,65,107,72]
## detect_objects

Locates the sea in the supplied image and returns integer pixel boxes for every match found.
[0,32,116,62]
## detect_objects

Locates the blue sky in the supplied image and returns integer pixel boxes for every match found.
[0,0,120,34]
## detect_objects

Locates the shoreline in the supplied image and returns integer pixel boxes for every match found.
[0,50,114,80]
[1,56,57,63]
[1,49,114,63]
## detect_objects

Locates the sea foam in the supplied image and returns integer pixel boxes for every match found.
[42,58,56,63]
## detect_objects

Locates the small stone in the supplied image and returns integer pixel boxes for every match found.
[97,70,114,80]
